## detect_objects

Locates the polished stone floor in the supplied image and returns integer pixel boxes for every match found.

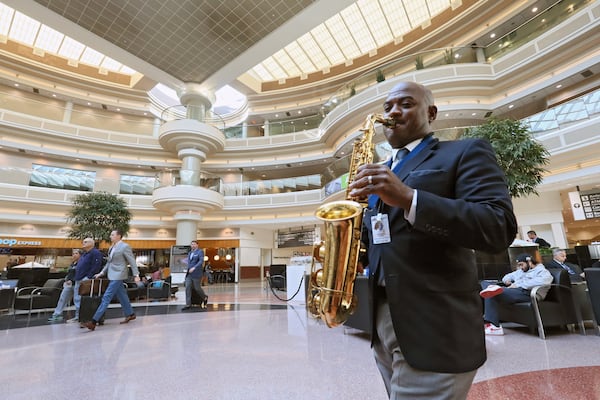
[0,279,599,399]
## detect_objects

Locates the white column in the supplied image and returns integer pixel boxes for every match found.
[152,118,161,137]
[177,83,215,122]
[520,225,532,241]
[475,47,485,63]
[174,212,202,245]
[263,119,270,136]
[62,101,73,123]
[551,222,568,249]
[242,122,248,138]
[178,148,206,186]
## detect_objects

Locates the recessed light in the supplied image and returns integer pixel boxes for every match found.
[472,113,476,116]
[14,83,19,87]
[87,102,91,105]
[556,84,562,89]
[490,33,496,39]
[444,113,449,117]
[52,94,56,97]
[508,104,514,109]
[532,7,538,12]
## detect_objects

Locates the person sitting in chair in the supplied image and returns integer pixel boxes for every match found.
[545,248,584,283]
[479,253,553,335]
[204,262,214,285]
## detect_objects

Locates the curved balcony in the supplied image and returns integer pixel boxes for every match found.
[152,185,224,214]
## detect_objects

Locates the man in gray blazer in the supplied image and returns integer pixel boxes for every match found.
[82,229,140,330]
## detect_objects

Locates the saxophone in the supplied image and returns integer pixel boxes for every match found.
[308,114,394,327]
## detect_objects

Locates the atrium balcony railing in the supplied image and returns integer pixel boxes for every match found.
[222,0,589,139]
[2,88,598,200]
[160,105,226,131]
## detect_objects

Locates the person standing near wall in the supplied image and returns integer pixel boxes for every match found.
[527,230,551,248]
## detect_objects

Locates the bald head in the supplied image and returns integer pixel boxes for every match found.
[382,81,437,148]
[82,237,95,250]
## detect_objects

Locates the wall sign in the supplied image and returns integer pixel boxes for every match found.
[569,190,600,220]
[277,227,316,248]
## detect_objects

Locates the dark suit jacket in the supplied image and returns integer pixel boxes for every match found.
[187,249,204,279]
[545,259,584,283]
[363,136,517,374]
[534,237,551,248]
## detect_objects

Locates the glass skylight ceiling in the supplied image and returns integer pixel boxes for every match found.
[0,2,136,75]
[249,0,454,82]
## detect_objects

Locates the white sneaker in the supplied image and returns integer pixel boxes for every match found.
[484,323,504,336]
[66,317,78,323]
[480,284,504,298]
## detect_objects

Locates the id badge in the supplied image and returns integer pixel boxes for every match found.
[371,213,391,244]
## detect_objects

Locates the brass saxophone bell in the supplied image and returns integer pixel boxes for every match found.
[308,113,381,328]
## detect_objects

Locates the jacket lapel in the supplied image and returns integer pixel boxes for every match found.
[396,136,438,181]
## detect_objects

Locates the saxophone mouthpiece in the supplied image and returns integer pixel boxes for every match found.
[373,115,396,127]
[382,118,397,128]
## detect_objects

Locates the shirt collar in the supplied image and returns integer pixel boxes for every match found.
[391,137,423,160]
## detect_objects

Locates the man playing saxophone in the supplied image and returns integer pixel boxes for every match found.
[348,81,517,400]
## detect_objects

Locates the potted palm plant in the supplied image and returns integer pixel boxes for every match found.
[462,118,549,198]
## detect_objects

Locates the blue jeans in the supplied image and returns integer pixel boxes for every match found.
[481,280,531,326]
[73,278,90,319]
[52,283,74,317]
[92,280,134,321]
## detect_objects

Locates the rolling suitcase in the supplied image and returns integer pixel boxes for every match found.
[79,279,106,323]
[190,285,203,306]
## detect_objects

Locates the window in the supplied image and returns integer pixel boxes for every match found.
[119,175,156,195]
[29,164,95,191]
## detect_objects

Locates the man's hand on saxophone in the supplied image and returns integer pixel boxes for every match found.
[348,163,414,211]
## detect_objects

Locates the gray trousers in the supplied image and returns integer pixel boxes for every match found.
[373,300,476,400]
[185,275,207,306]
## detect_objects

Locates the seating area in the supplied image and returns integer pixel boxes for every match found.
[0,279,18,313]
[146,276,173,301]
[584,267,600,333]
[13,278,64,316]
[7,267,49,287]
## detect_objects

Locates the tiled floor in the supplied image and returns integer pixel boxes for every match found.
[0,279,599,399]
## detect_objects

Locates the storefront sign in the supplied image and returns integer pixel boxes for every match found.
[0,237,43,247]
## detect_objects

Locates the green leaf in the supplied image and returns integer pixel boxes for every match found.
[462,118,549,198]
[66,191,132,243]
